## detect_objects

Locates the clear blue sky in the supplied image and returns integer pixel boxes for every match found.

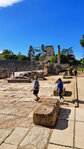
[0,0,84,59]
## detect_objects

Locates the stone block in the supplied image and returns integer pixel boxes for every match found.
[33,98,60,127]
[63,76,73,79]
[38,97,60,114]
[7,79,32,83]
[53,87,66,96]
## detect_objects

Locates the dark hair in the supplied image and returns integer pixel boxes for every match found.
[58,78,61,81]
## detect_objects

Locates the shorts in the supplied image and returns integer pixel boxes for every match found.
[33,90,39,95]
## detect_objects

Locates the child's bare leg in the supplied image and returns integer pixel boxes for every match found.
[36,94,38,99]
[34,94,38,100]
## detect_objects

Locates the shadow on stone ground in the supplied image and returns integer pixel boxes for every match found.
[54,108,71,130]
[65,91,72,96]
[64,99,84,105]
[77,100,84,104]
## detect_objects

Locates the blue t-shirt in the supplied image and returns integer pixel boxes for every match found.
[34,80,39,91]
[57,81,63,92]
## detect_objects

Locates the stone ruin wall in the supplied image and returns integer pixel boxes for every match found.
[0,60,69,78]
[0,60,44,72]
[44,63,69,76]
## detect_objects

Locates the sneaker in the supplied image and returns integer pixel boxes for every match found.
[35,99,38,101]
[58,98,61,102]
[61,98,64,102]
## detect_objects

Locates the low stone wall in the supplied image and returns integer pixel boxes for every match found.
[7,78,32,83]
[0,60,43,72]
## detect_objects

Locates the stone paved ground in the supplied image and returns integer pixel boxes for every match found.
[0,75,84,149]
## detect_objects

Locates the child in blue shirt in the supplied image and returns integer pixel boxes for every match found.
[33,76,39,101]
[57,78,64,101]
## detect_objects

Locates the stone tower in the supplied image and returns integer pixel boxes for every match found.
[57,45,61,66]
[45,46,55,60]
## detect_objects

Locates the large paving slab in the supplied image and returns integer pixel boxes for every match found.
[0,115,24,130]
[0,143,17,149]
[0,105,33,117]
[76,108,84,122]
[19,116,33,128]
[15,101,36,108]
[5,127,30,146]
[75,121,84,149]
[49,120,74,147]
[18,126,50,149]
[0,129,11,144]
[47,144,72,149]
[77,77,84,107]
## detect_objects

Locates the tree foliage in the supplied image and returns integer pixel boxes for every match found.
[1,49,17,60]
[41,44,46,54]
[50,54,57,64]
[28,44,46,61]
[1,49,28,60]
[18,55,28,60]
[61,47,77,65]
[1,54,17,60]
[2,49,14,55]
[40,54,46,61]
[81,59,84,65]
[50,54,69,65]
[61,47,73,55]
[80,35,84,48]
[34,54,41,61]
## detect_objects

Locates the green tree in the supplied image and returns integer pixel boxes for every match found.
[81,59,84,65]
[80,35,84,48]
[60,54,69,63]
[50,54,69,65]
[1,49,18,60]
[61,47,77,65]
[1,54,17,60]
[18,55,28,60]
[50,54,57,64]
[2,49,14,55]
[61,47,73,55]
[34,54,41,61]
[39,54,46,61]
